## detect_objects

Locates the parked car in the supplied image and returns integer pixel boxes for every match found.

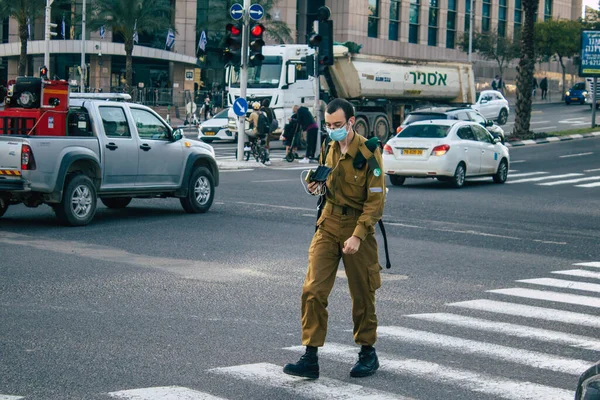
[198,108,236,143]
[397,107,506,143]
[565,82,587,105]
[471,90,510,125]
[383,120,510,188]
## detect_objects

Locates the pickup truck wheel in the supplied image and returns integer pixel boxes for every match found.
[0,196,9,218]
[55,174,97,226]
[389,175,405,186]
[180,167,214,213]
[101,197,132,209]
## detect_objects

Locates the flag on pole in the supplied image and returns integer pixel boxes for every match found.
[197,30,207,53]
[165,29,175,50]
[27,18,31,40]
[61,16,66,40]
[133,20,139,44]
[100,25,105,40]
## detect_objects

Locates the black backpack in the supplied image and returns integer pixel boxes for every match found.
[257,112,270,136]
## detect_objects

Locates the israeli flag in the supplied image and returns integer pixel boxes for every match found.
[100,25,105,40]
[61,16,66,39]
[165,29,175,50]
[197,30,207,53]
[133,20,139,44]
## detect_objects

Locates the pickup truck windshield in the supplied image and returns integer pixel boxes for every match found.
[230,56,282,89]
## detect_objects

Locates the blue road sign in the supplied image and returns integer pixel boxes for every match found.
[233,98,248,116]
[230,3,244,20]
[249,4,264,21]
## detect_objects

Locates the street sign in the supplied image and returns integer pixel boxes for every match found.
[249,4,264,21]
[580,31,600,77]
[230,3,244,20]
[233,98,248,116]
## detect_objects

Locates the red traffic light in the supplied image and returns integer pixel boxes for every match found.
[250,24,264,37]
[226,23,242,36]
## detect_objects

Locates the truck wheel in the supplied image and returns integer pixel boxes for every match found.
[180,167,214,213]
[373,116,390,142]
[389,175,405,186]
[0,196,9,218]
[354,117,369,138]
[451,163,466,188]
[497,109,508,125]
[101,197,132,209]
[55,174,97,226]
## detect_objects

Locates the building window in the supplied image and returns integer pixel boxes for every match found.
[498,0,507,37]
[409,0,420,44]
[428,0,438,46]
[464,0,471,32]
[544,0,552,20]
[446,0,457,48]
[514,0,522,38]
[482,0,491,32]
[389,0,401,41]
[368,0,379,38]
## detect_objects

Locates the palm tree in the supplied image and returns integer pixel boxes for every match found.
[199,0,292,47]
[0,0,45,76]
[87,0,172,90]
[513,0,538,137]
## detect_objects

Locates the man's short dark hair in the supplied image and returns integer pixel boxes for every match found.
[262,98,271,107]
[326,98,355,120]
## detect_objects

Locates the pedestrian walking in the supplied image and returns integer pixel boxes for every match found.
[491,75,499,91]
[540,76,548,100]
[280,111,301,160]
[294,105,319,164]
[202,96,212,121]
[532,77,538,99]
[261,98,276,165]
[283,98,386,380]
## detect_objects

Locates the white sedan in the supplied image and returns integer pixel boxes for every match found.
[197,108,236,142]
[471,90,510,125]
[383,120,510,188]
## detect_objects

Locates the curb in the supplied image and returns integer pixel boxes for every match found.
[505,132,600,147]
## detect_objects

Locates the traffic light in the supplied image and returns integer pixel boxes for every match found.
[39,65,48,79]
[317,7,333,67]
[224,22,243,65]
[248,23,265,67]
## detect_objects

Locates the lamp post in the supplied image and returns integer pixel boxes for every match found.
[80,0,86,92]
[468,0,474,63]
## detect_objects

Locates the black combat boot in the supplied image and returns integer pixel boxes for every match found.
[350,345,379,378]
[283,346,319,379]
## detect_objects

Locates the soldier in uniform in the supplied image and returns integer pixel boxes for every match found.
[283,98,386,379]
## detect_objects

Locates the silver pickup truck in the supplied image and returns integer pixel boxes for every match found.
[0,97,218,226]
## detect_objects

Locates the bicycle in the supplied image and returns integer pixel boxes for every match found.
[244,133,268,164]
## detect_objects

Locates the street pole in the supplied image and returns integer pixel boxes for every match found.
[44,0,52,73]
[80,0,86,93]
[236,0,250,161]
[592,77,597,128]
[313,20,321,156]
[468,0,474,63]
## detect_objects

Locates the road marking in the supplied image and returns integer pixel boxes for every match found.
[235,201,314,212]
[574,261,600,268]
[507,172,547,178]
[532,126,556,131]
[376,326,591,375]
[284,343,574,400]
[210,362,410,399]
[584,168,600,172]
[576,181,600,187]
[538,176,600,186]
[510,160,526,164]
[518,277,600,294]
[559,152,594,158]
[489,287,600,308]
[108,386,226,399]
[406,312,600,351]
[449,299,600,328]
[552,269,600,280]
[507,173,583,183]
[0,396,24,400]
[250,178,297,183]
[220,169,254,172]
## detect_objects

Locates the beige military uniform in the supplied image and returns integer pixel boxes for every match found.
[301,132,386,347]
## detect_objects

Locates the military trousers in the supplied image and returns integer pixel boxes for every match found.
[301,209,382,347]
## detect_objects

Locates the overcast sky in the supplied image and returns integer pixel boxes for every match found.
[583,0,599,14]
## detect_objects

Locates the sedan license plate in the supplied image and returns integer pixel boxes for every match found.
[205,131,216,136]
[571,97,579,101]
[402,149,423,156]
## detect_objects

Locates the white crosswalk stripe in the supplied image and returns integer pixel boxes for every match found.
[508,172,548,178]
[574,261,600,268]
[518,277,600,293]
[376,326,591,375]
[577,181,600,187]
[108,386,226,399]
[489,287,600,308]
[552,269,600,280]
[507,173,583,184]
[406,312,600,351]
[284,344,574,400]
[210,362,411,399]
[538,176,600,186]
[0,395,24,400]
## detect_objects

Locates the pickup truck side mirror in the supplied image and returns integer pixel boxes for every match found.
[172,128,183,142]
[575,361,600,400]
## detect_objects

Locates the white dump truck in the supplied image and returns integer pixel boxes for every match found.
[226,44,476,141]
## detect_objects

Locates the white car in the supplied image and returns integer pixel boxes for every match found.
[197,108,236,142]
[383,120,510,188]
[471,90,510,125]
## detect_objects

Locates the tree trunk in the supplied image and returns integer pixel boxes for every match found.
[125,39,134,91]
[18,21,28,76]
[513,0,537,137]
[559,55,566,101]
